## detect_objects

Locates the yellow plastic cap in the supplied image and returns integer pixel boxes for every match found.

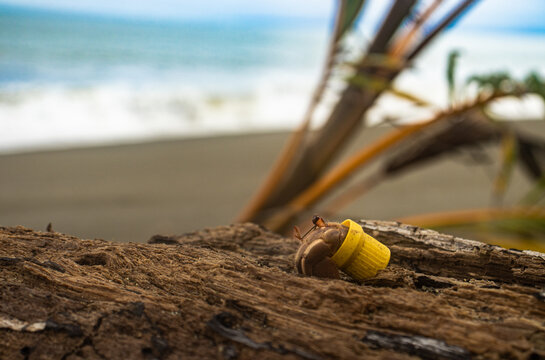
[330,219,390,280]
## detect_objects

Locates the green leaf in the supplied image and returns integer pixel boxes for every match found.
[446,50,460,104]
[491,216,545,239]
[347,73,389,93]
[335,0,366,41]
[524,71,545,103]
[493,132,517,201]
[348,53,405,71]
[467,72,513,93]
[387,88,431,107]
[520,176,545,206]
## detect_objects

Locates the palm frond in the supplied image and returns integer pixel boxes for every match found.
[237,0,367,222]
[406,0,479,61]
[447,49,461,104]
[492,132,517,203]
[263,93,505,230]
[524,71,545,103]
[520,176,545,206]
[390,0,443,57]
[387,88,432,107]
[397,207,545,251]
[368,0,418,54]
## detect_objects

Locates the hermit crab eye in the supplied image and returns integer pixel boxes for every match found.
[312,215,327,228]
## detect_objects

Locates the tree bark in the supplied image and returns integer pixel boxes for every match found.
[1,221,544,359]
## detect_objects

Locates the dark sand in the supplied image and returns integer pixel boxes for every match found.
[1,121,542,243]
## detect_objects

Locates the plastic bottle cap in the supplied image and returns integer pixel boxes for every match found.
[330,219,390,280]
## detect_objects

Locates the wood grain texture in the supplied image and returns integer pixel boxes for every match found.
[1,221,544,359]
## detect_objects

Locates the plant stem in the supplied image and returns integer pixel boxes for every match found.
[264,93,506,231]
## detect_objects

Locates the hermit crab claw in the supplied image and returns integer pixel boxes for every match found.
[299,239,340,279]
[294,216,349,279]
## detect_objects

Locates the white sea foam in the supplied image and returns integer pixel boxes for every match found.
[0,71,316,153]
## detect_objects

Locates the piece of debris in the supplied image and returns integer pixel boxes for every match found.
[362,330,471,360]
[0,315,46,333]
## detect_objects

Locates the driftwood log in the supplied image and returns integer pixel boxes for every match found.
[1,221,544,359]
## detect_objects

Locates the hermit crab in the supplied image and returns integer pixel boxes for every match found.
[294,216,391,281]
[294,216,348,279]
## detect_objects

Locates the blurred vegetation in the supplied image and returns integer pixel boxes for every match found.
[238,0,545,251]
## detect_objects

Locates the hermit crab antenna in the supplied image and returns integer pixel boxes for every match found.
[302,226,316,239]
[312,215,327,228]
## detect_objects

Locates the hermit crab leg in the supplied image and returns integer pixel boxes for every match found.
[294,242,309,274]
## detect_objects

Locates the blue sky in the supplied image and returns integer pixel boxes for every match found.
[1,0,545,33]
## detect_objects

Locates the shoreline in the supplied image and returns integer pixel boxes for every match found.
[0,128,293,157]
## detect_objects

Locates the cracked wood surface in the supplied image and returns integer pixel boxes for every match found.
[1,220,544,360]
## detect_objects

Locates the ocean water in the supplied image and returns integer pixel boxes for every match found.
[1,5,544,153]
[0,6,329,152]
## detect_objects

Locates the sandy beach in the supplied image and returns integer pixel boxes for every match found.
[0,121,542,243]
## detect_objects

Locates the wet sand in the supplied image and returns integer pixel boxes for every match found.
[0,121,542,242]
